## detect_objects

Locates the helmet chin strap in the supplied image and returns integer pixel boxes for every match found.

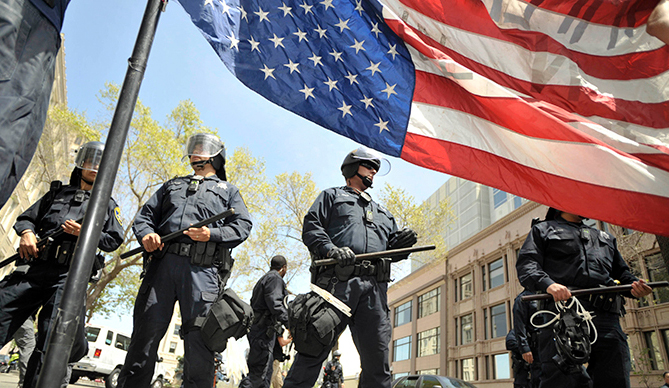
[356,172,373,188]
[191,158,213,170]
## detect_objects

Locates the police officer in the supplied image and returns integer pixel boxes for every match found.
[516,208,652,388]
[0,141,124,387]
[240,255,289,388]
[512,290,540,388]
[117,133,252,388]
[506,328,530,388]
[283,147,418,388]
[323,351,343,388]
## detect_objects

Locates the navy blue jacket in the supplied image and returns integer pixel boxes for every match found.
[250,269,288,327]
[29,0,70,31]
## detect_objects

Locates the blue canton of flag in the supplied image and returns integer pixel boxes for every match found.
[177,0,415,157]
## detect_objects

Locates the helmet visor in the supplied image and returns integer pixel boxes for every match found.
[74,142,104,172]
[350,147,391,176]
[184,134,223,159]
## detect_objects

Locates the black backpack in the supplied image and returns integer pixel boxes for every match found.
[199,288,254,352]
[287,291,341,357]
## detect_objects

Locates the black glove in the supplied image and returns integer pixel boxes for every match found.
[389,228,418,249]
[327,246,356,266]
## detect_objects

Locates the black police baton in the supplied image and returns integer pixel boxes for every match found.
[0,218,84,269]
[313,245,436,266]
[120,208,235,260]
[520,281,669,302]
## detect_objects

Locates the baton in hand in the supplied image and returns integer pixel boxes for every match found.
[313,245,436,267]
[120,208,235,260]
[520,281,669,302]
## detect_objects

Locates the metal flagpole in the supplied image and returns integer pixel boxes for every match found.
[36,0,167,386]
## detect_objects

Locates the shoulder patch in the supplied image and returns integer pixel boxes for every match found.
[114,207,123,227]
[600,231,610,240]
[217,182,227,189]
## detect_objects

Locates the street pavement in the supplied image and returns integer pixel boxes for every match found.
[0,370,104,388]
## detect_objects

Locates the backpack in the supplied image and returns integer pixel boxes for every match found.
[199,288,253,352]
[287,291,341,357]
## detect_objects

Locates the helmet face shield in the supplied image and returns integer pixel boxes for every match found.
[74,141,105,172]
[184,133,224,160]
[346,146,390,176]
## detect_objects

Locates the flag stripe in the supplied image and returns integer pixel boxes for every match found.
[401,131,669,235]
[515,0,657,28]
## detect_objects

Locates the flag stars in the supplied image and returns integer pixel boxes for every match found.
[371,22,381,38]
[219,0,231,16]
[387,44,398,60]
[308,53,323,66]
[284,59,301,74]
[299,84,315,100]
[320,0,335,11]
[381,83,397,98]
[344,72,359,85]
[335,18,351,33]
[260,64,276,80]
[360,95,374,109]
[354,0,364,15]
[323,77,339,92]
[278,3,293,17]
[366,61,382,76]
[350,39,365,54]
[248,36,261,52]
[269,34,286,48]
[227,31,240,51]
[254,7,270,23]
[330,49,344,62]
[238,6,248,22]
[374,118,389,133]
[299,1,314,14]
[204,0,214,7]
[293,29,309,42]
[314,25,328,39]
[338,101,353,117]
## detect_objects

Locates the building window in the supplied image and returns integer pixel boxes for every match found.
[454,318,459,346]
[169,341,177,354]
[483,309,488,340]
[418,369,440,375]
[419,288,441,318]
[454,281,458,302]
[418,327,440,357]
[662,329,669,360]
[513,196,523,209]
[173,324,181,336]
[493,189,507,208]
[491,303,507,338]
[644,331,666,370]
[393,336,412,362]
[461,314,473,345]
[395,301,412,327]
[461,358,475,381]
[493,353,511,379]
[460,273,472,300]
[645,253,669,304]
[489,258,504,289]
[481,265,487,292]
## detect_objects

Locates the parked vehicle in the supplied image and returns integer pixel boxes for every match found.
[71,324,166,388]
[392,375,478,388]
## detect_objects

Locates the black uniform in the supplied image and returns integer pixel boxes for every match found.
[239,269,288,388]
[516,216,638,388]
[323,359,343,388]
[0,183,123,386]
[506,329,531,388]
[284,186,399,388]
[118,174,252,388]
[512,290,541,388]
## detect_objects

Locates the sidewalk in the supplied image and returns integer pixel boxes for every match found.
[0,370,103,388]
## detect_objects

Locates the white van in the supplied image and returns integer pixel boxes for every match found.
[71,324,166,388]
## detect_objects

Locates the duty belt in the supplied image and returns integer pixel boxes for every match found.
[352,260,377,276]
[166,242,193,257]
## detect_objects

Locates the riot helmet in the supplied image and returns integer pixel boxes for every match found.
[340,146,390,188]
[333,350,341,358]
[545,207,561,221]
[70,141,105,186]
[184,133,227,180]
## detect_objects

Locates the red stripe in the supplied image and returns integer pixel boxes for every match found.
[518,0,657,28]
[396,0,669,80]
[386,18,669,129]
[401,132,669,236]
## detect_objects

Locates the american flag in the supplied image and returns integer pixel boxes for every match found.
[177,0,669,236]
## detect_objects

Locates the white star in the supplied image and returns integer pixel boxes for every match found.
[314,25,328,39]
[344,72,359,85]
[308,53,323,66]
[320,0,335,10]
[293,29,309,42]
[260,64,276,80]
[366,60,382,76]
[219,0,231,16]
[227,31,240,51]
[381,83,398,98]
[350,39,365,54]
[238,6,248,22]
[360,95,374,109]
[248,36,261,52]
[354,0,364,15]
[374,118,389,133]
[278,3,293,16]
[204,0,214,7]
[299,84,315,100]
[371,22,381,38]
[269,34,285,48]
[335,18,351,33]
[284,59,301,74]
[254,7,270,23]
[329,49,343,62]
[387,44,398,60]
[299,1,313,14]
[323,77,339,92]
[338,101,353,117]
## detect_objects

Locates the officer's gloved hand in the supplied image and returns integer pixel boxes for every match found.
[327,246,356,266]
[389,228,418,249]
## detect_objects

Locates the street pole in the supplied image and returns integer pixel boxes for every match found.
[36,0,167,386]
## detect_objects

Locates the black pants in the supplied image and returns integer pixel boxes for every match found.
[239,325,275,388]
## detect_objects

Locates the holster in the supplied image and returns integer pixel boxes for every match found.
[589,292,626,316]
